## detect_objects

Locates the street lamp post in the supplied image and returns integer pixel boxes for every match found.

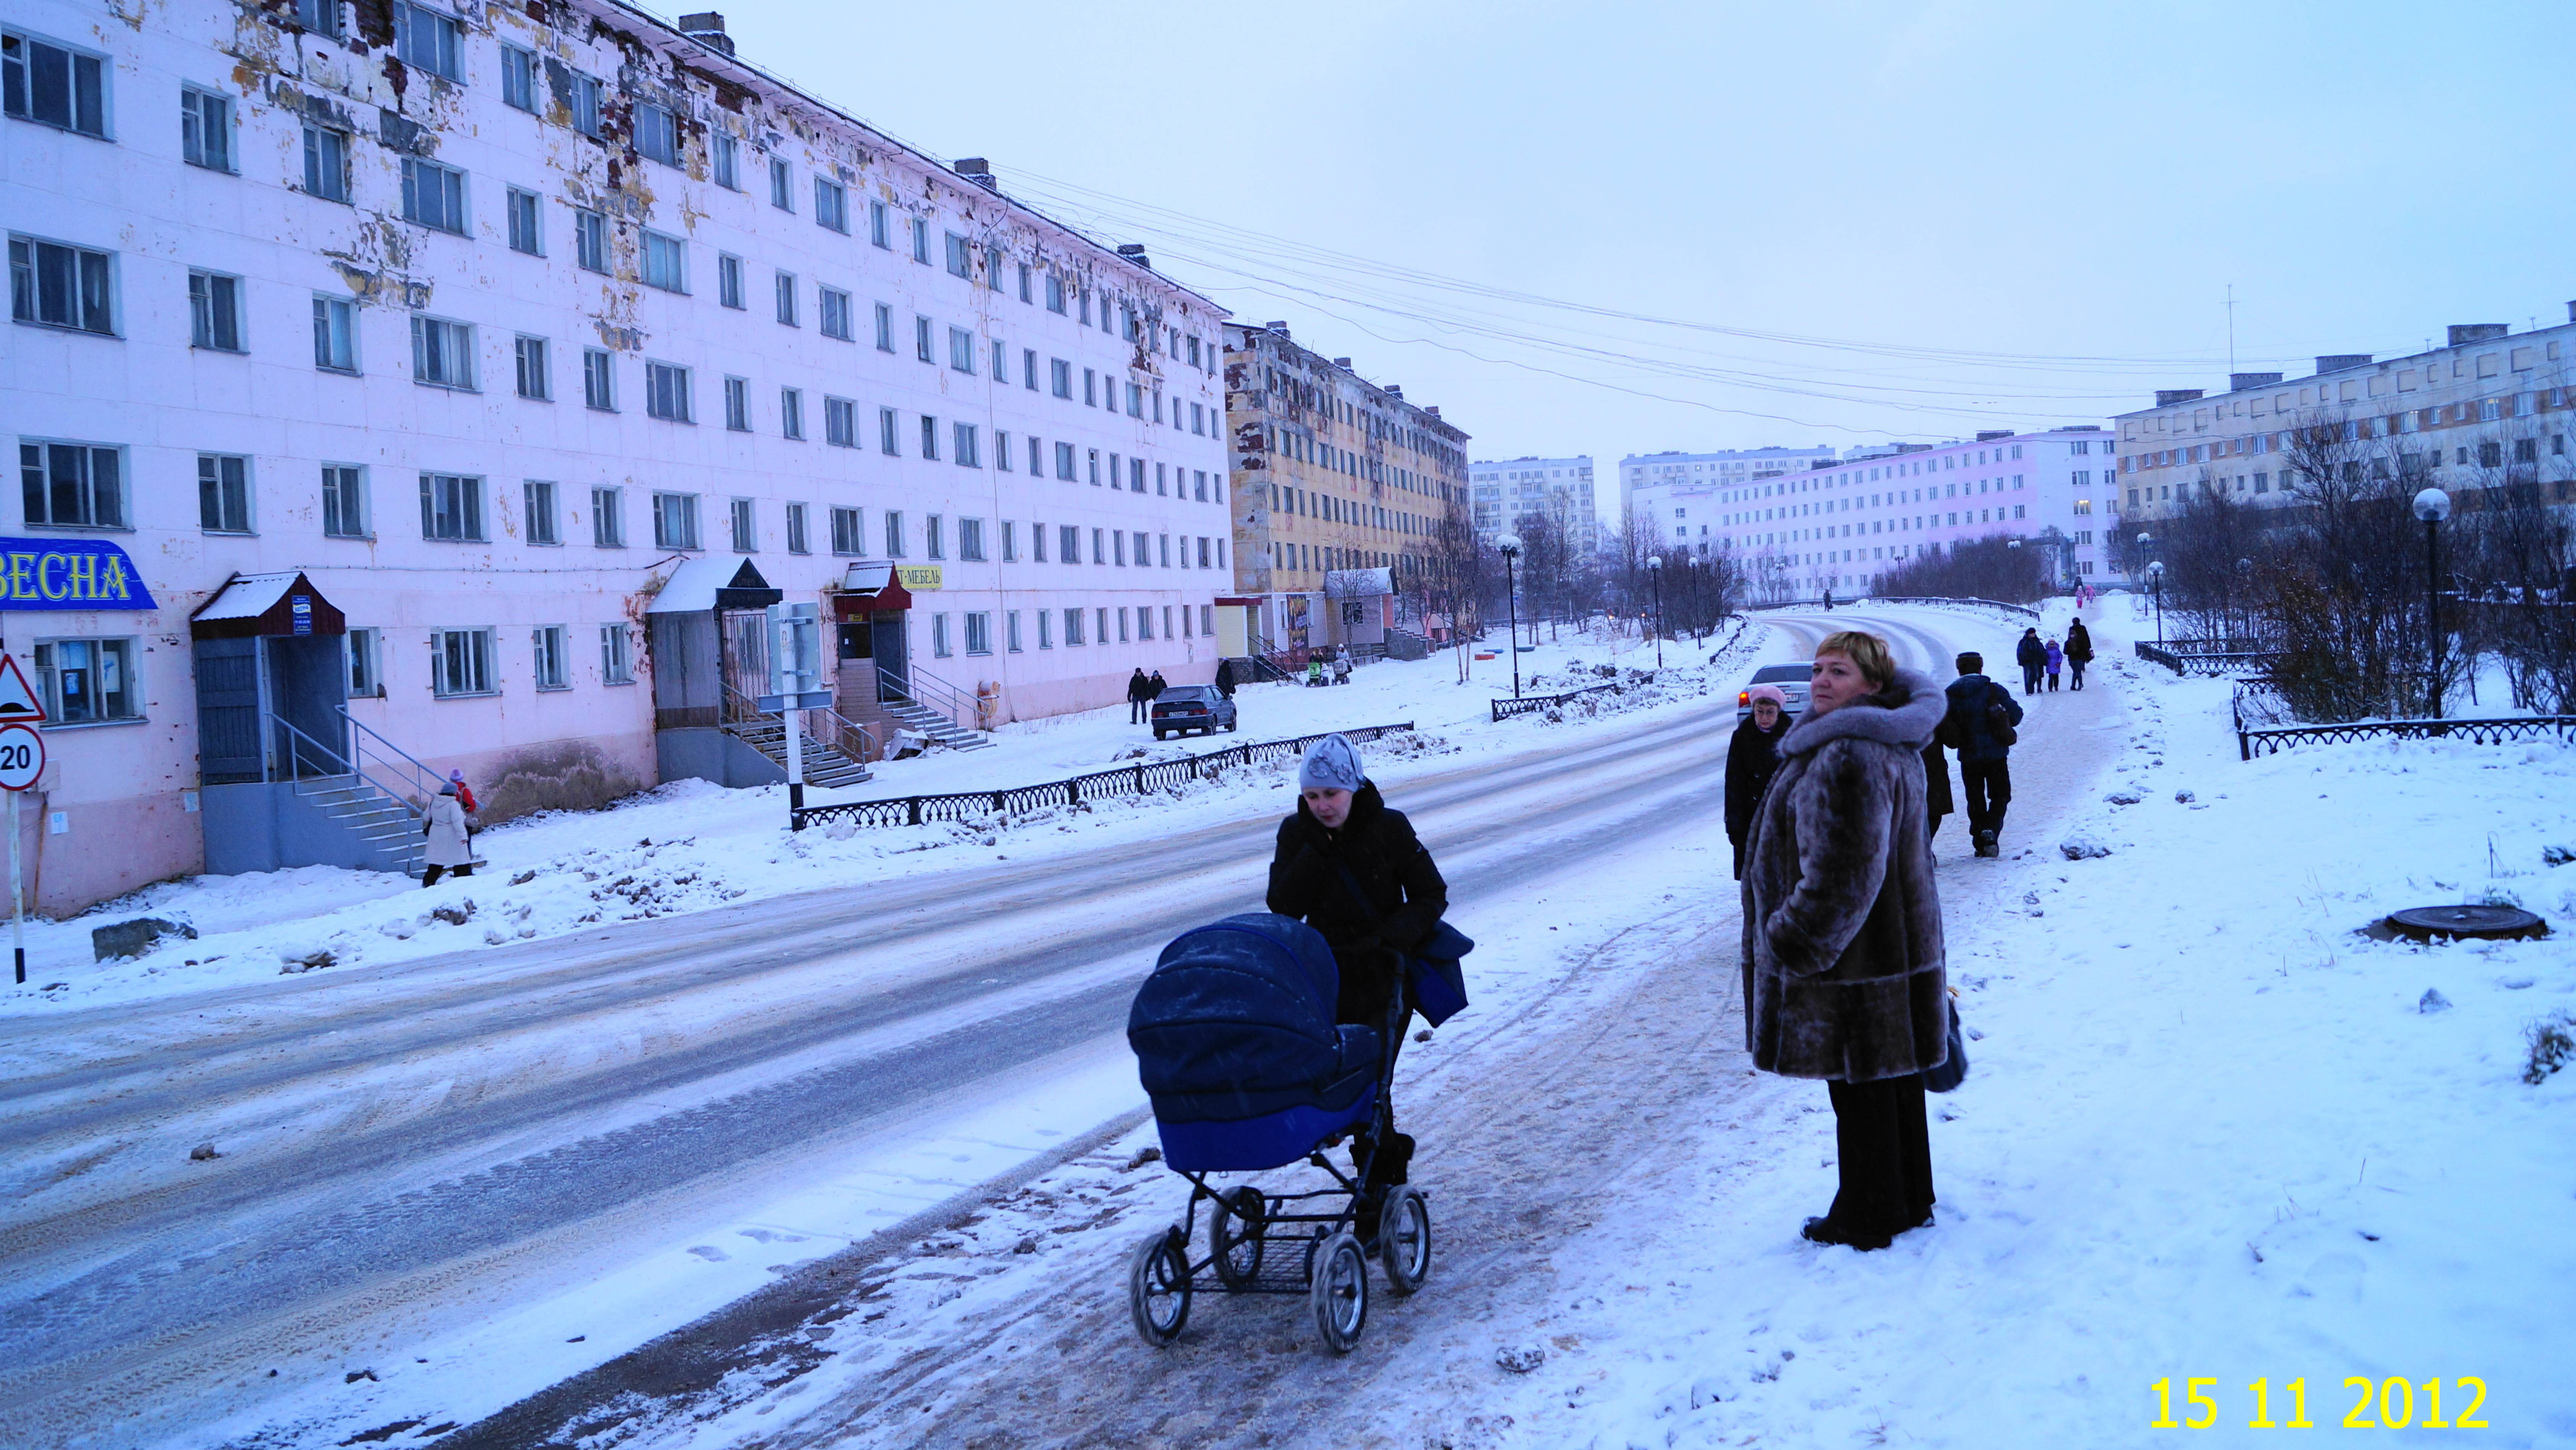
[1647,554,1665,669]
[1497,533,1524,699]
[2414,487,2452,719]
[2145,560,2166,646]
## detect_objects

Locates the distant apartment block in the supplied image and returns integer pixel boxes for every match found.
[1468,455,1596,547]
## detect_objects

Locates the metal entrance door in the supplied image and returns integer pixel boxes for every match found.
[195,637,263,784]
[872,612,910,700]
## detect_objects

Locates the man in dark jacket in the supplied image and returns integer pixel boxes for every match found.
[2014,628,2046,694]
[1267,733,1448,1214]
[1922,738,1954,843]
[1148,669,1169,700]
[2064,619,2094,691]
[1725,686,1794,879]
[1126,667,1150,723]
[1214,657,1237,698]
[1942,651,2023,858]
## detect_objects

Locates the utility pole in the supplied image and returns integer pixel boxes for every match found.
[2225,284,2237,378]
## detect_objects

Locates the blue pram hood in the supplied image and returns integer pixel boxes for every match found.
[1128,913,1382,1171]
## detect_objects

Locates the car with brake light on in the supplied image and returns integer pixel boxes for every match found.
[1151,685,1239,739]
[1737,663,1812,723]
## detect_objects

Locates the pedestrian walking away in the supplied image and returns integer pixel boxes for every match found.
[421,781,477,887]
[1126,667,1151,724]
[2014,627,2047,695]
[2064,617,2093,690]
[1213,657,1237,699]
[1265,732,1450,1233]
[1921,731,1954,845]
[1941,651,2024,858]
[1739,630,1948,1251]
[1725,685,1795,880]
[2043,637,2064,692]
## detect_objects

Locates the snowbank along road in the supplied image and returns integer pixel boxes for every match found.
[0,634,1814,1450]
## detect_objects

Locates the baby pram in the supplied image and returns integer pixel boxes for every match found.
[1123,912,1430,1353]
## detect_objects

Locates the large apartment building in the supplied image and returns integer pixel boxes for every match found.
[2,0,1231,912]
[1467,455,1597,548]
[1618,447,1837,524]
[1223,323,1469,657]
[1681,427,2119,595]
[2117,311,2576,523]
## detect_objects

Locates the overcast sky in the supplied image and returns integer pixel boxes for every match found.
[718,0,2575,483]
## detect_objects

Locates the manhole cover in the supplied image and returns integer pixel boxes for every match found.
[2382,904,2550,942]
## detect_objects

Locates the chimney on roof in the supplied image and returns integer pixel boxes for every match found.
[2314,354,2372,375]
[678,12,734,54]
[1115,243,1152,271]
[2156,389,2205,408]
[2447,323,2508,346]
[950,157,998,191]
[1425,406,1440,418]
[2230,372,2285,392]
[1386,385,1403,399]
[2567,300,2575,325]
[1975,429,2013,442]
[1332,357,1352,369]
[1263,321,1290,338]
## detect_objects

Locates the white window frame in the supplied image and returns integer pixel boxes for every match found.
[591,484,625,548]
[729,496,755,553]
[17,439,126,529]
[321,463,369,539]
[532,623,571,691]
[399,156,468,235]
[600,623,634,684]
[301,123,351,202]
[196,452,253,534]
[523,479,560,546]
[32,637,139,725]
[411,314,476,390]
[180,87,235,172]
[418,471,485,542]
[644,360,692,423]
[641,229,687,293]
[188,269,244,352]
[652,490,701,551]
[431,627,496,699]
[347,626,383,698]
[513,333,549,400]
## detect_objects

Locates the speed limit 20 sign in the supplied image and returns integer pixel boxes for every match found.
[0,723,43,793]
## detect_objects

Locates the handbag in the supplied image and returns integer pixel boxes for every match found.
[1923,992,1969,1093]
[1324,859,1474,1027]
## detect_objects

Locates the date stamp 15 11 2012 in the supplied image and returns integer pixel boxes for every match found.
[2151,1378,2490,1431]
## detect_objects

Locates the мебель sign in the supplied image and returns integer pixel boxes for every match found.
[0,537,157,610]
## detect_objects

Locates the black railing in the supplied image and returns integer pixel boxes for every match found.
[2136,640,2282,678]
[1747,595,2043,619]
[2238,715,2576,760]
[790,721,1417,831]
[1491,680,1628,722]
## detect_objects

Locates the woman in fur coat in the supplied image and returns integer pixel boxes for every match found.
[1740,630,1950,1250]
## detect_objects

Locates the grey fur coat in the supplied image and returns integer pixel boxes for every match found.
[1740,669,1950,1082]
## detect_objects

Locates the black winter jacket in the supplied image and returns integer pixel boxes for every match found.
[1941,674,2024,763]
[2015,632,2047,670]
[2064,623,2094,664]
[1267,781,1449,1026]
[1725,714,1793,847]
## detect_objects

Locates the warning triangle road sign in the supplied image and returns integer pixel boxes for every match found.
[0,655,45,723]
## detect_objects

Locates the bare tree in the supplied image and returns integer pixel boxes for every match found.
[1418,500,1488,683]
[1873,535,2050,602]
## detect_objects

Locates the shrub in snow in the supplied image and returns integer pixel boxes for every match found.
[2173,789,2196,804]
[2418,989,2453,1014]
[2524,1012,2575,1085]
[2060,835,2113,860]
[2545,844,2574,867]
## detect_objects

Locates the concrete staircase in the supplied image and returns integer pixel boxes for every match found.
[876,696,994,751]
[292,773,427,877]
[724,716,877,784]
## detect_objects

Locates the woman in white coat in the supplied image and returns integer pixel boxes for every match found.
[422,782,476,886]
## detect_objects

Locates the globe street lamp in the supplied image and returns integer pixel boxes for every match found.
[1647,554,1666,670]
[1497,532,1524,699]
[2145,559,2167,646]
[2414,487,2452,719]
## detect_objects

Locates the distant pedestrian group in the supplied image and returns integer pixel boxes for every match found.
[1128,667,1168,723]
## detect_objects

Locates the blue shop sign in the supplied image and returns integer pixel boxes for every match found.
[0,537,158,610]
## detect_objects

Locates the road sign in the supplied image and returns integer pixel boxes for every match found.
[0,723,40,792]
[0,655,44,723]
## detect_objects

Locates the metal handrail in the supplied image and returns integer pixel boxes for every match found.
[337,706,446,806]
[269,712,430,838]
[879,664,980,734]
[722,681,876,770]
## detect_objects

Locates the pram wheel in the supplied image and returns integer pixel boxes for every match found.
[1378,1186,1431,1296]
[1128,1226,1192,1347]
[1309,1230,1369,1353]
[1209,1186,1266,1289]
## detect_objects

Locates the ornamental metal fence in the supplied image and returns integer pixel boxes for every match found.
[2136,640,2283,678]
[790,721,1418,831]
[2237,714,2576,760]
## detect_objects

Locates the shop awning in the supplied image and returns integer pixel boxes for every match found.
[189,571,346,640]
[647,556,780,614]
[831,560,914,617]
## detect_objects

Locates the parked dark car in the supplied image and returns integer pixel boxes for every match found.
[1152,685,1239,739]
[1736,662,1812,723]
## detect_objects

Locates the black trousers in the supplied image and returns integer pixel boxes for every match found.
[2070,660,2087,690]
[2021,666,2043,693]
[422,862,475,887]
[1825,1074,1934,1235]
[1960,758,2012,838]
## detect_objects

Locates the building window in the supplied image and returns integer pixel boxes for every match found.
[180,88,234,172]
[711,132,739,190]
[824,395,857,447]
[774,270,798,325]
[949,326,976,373]
[1056,441,1076,481]
[944,231,971,280]
[3,31,109,138]
[591,485,624,547]
[781,387,805,440]
[964,612,991,656]
[347,627,381,697]
[523,479,560,545]
[717,252,744,310]
[532,624,570,690]
[505,187,543,255]
[642,230,686,292]
[20,441,124,529]
[322,464,368,538]
[932,612,952,657]
[919,415,940,460]
[925,513,945,559]
[785,501,809,555]
[880,407,899,455]
[418,471,484,542]
[188,270,243,351]
[1038,610,1052,649]
[10,235,115,335]
[500,43,537,110]
[910,216,929,264]
[196,453,252,534]
[566,71,603,136]
[1064,608,1085,646]
[874,301,895,352]
[986,247,1003,291]
[600,623,634,684]
[1045,273,1065,313]
[819,285,852,340]
[644,360,692,421]
[1059,524,1078,561]
[769,156,793,210]
[915,314,933,363]
[1051,358,1071,398]
[512,334,549,400]
[393,3,462,80]
[814,177,848,232]
[883,510,905,557]
[431,628,495,698]
[33,639,136,723]
[574,209,609,273]
[634,102,681,166]
[953,423,979,468]
[1001,519,1018,561]
[869,199,889,248]
[653,491,700,550]
[830,505,862,555]
[722,375,750,431]
[958,517,986,561]
[301,124,351,201]
[729,496,755,552]
[1017,263,1032,304]
[1007,610,1022,652]
[412,315,476,389]
[399,158,467,234]
[582,347,613,410]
